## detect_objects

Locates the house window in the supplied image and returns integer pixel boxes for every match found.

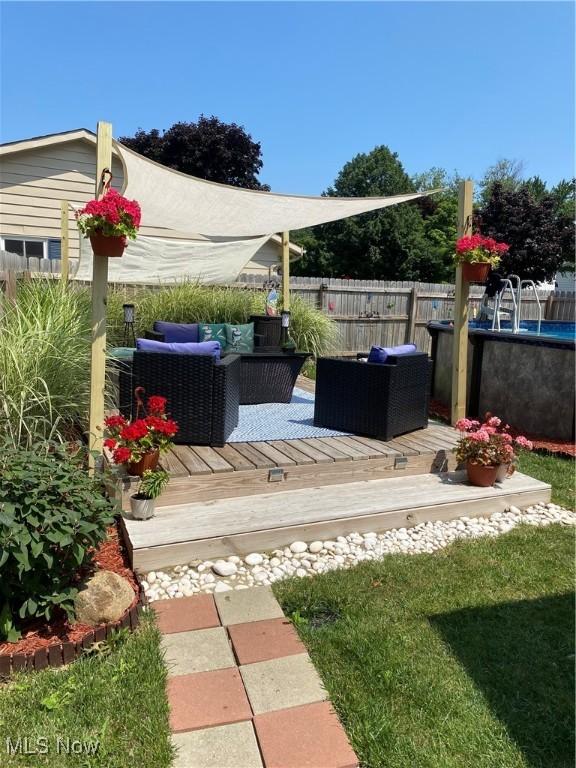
[0,237,60,260]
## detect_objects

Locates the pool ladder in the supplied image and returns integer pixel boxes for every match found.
[491,275,542,334]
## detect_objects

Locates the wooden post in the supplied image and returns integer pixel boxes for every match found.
[544,292,554,321]
[281,231,290,311]
[88,121,113,472]
[60,200,69,283]
[405,286,419,343]
[451,179,474,425]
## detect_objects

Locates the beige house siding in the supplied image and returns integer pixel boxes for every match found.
[0,135,301,276]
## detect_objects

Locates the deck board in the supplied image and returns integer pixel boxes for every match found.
[124,471,551,570]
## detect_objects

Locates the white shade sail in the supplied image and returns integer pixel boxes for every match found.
[116,142,440,238]
[74,233,269,284]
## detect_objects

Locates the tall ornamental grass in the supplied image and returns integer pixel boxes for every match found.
[0,280,93,447]
[107,282,339,356]
[0,279,338,446]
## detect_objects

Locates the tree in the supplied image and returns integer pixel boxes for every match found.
[119,116,270,190]
[296,146,435,280]
[478,158,525,204]
[477,182,574,282]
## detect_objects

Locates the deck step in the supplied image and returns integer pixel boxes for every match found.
[121,471,551,572]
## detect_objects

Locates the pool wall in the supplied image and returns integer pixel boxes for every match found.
[427,321,575,441]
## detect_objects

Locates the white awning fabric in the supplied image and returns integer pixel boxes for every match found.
[116,142,440,238]
[74,233,269,284]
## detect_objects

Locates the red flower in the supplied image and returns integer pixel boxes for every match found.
[103,438,117,450]
[147,395,167,415]
[120,419,149,442]
[112,446,132,464]
[161,419,179,437]
[104,414,127,429]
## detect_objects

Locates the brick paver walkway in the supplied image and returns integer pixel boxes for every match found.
[154,588,358,768]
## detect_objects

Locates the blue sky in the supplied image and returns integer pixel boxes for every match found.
[1,1,574,194]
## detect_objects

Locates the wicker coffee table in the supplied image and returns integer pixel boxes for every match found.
[236,352,310,404]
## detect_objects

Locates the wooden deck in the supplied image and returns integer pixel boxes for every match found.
[122,470,551,571]
[119,419,459,510]
[117,376,551,571]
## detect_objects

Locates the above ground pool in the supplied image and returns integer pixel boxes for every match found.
[466,320,575,342]
[427,320,575,441]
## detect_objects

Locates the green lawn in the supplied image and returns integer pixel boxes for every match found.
[0,614,172,767]
[518,450,575,509]
[275,525,575,768]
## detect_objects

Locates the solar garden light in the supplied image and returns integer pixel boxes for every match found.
[281,309,296,352]
[122,303,136,347]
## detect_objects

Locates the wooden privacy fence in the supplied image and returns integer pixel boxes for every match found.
[1,265,573,353]
[238,275,572,353]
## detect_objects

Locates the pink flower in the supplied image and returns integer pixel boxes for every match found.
[487,416,501,427]
[515,435,533,451]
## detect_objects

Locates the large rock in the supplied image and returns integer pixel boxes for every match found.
[74,570,135,626]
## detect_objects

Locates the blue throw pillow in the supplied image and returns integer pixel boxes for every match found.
[153,321,199,343]
[136,338,221,359]
[367,343,417,363]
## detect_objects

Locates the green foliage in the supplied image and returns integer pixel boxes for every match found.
[287,296,339,356]
[0,614,173,767]
[477,182,575,281]
[138,469,169,500]
[0,279,94,448]
[478,158,525,204]
[303,146,433,281]
[119,116,270,190]
[0,441,115,639]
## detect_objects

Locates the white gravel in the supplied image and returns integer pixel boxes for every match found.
[141,502,576,602]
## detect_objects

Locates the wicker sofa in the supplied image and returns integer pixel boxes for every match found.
[313,352,432,441]
[119,351,240,446]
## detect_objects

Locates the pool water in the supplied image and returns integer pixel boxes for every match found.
[468,320,575,342]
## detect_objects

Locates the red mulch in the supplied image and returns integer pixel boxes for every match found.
[429,400,576,458]
[0,525,138,657]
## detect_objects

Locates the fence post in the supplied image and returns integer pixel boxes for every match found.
[405,287,418,343]
[544,293,554,321]
[4,270,17,304]
[60,200,70,283]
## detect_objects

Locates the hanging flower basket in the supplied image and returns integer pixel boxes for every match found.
[461,261,492,283]
[76,189,141,258]
[89,232,127,258]
[454,235,510,284]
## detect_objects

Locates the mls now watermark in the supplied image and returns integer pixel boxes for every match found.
[6,736,100,756]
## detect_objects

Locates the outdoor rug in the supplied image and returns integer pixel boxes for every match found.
[227,388,352,442]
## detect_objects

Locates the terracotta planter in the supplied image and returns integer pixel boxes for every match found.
[466,461,498,487]
[127,449,160,477]
[90,232,126,258]
[461,262,491,283]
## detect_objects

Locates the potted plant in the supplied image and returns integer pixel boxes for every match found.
[76,189,141,258]
[455,234,509,283]
[103,394,178,477]
[129,469,169,520]
[455,415,533,487]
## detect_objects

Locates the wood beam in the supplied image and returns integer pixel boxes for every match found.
[451,179,474,424]
[88,121,112,471]
[60,200,69,283]
[281,231,290,311]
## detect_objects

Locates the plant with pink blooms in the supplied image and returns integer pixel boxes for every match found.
[76,189,141,243]
[454,234,509,268]
[455,413,533,467]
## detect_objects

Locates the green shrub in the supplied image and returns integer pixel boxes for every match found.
[0,442,115,641]
[0,279,94,448]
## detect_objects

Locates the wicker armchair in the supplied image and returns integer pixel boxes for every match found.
[313,353,432,441]
[119,352,240,446]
